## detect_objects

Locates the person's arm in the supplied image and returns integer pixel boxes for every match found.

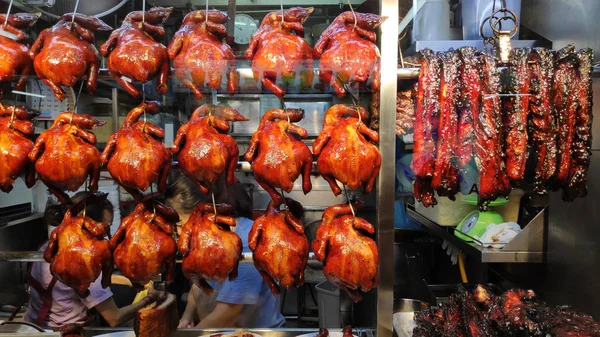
[178,286,200,328]
[195,302,244,328]
[95,289,165,327]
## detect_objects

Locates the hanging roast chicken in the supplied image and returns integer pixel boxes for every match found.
[314,12,387,98]
[0,12,40,97]
[110,200,179,288]
[168,10,238,100]
[29,113,105,205]
[178,203,242,295]
[29,13,112,101]
[0,105,38,192]
[313,201,379,302]
[100,101,172,201]
[249,198,309,295]
[100,7,172,97]
[246,7,314,98]
[244,108,313,204]
[172,104,247,194]
[313,104,381,195]
[44,192,113,297]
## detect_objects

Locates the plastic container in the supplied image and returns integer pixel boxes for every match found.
[461,0,521,40]
[412,0,451,41]
[315,281,341,328]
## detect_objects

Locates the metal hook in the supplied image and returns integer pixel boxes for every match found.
[70,81,85,125]
[70,0,80,30]
[8,106,15,129]
[211,191,217,223]
[81,180,88,226]
[150,183,156,221]
[280,0,284,27]
[205,0,209,28]
[142,83,148,132]
[142,0,146,25]
[343,184,356,223]
[280,188,289,215]
[347,0,357,31]
[4,0,13,28]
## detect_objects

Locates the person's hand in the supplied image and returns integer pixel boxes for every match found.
[178,318,195,329]
[146,288,167,304]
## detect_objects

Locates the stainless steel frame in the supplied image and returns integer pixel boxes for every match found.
[376,0,399,337]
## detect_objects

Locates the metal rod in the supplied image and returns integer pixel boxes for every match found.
[112,87,119,133]
[377,0,398,337]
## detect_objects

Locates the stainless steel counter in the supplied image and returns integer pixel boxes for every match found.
[84,328,375,337]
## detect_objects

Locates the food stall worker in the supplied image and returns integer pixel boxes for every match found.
[24,192,165,330]
[170,176,285,328]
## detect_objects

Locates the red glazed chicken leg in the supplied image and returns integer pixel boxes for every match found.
[0,12,40,97]
[44,192,113,297]
[0,105,39,192]
[178,203,242,295]
[100,7,172,97]
[29,13,112,101]
[314,12,387,98]
[101,101,171,201]
[172,104,248,194]
[313,104,381,195]
[29,112,105,205]
[168,10,238,100]
[246,7,314,98]
[249,198,309,295]
[244,108,313,205]
[313,201,379,302]
[110,200,179,287]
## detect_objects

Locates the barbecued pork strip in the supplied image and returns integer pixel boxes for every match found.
[564,48,594,201]
[476,53,510,206]
[504,48,532,182]
[528,48,557,193]
[552,45,578,190]
[457,47,481,168]
[411,49,441,207]
[456,286,496,337]
[413,305,444,337]
[432,50,461,199]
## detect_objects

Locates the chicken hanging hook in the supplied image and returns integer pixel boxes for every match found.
[347,0,357,31]
[205,0,209,28]
[343,184,356,223]
[70,81,85,125]
[8,105,16,129]
[280,0,285,27]
[70,0,80,31]
[3,0,13,28]
[211,191,217,223]
[150,182,156,221]
[142,83,148,133]
[141,0,146,26]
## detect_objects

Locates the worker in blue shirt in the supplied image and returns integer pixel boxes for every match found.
[168,175,284,328]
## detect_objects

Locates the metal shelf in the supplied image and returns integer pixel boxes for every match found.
[407,206,546,263]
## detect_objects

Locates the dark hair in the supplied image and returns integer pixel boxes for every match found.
[44,192,114,227]
[165,172,253,219]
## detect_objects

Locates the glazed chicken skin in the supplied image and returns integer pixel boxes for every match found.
[313,201,379,302]
[29,13,112,101]
[313,104,381,195]
[314,12,387,98]
[44,192,113,297]
[168,10,238,100]
[246,7,314,98]
[244,108,313,205]
[29,113,105,205]
[0,105,39,192]
[172,104,247,194]
[110,200,179,288]
[100,7,172,98]
[101,101,171,201]
[178,203,242,295]
[249,198,309,295]
[0,12,40,97]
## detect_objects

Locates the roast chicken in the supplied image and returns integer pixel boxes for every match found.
[0,12,40,97]
[249,198,309,295]
[0,105,39,192]
[101,101,171,201]
[100,7,172,98]
[178,203,242,295]
[246,7,314,98]
[110,200,179,287]
[314,12,387,98]
[168,10,238,100]
[172,104,247,194]
[44,192,113,297]
[312,201,379,302]
[313,104,381,195]
[244,108,312,204]
[29,112,105,205]
[29,13,112,101]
